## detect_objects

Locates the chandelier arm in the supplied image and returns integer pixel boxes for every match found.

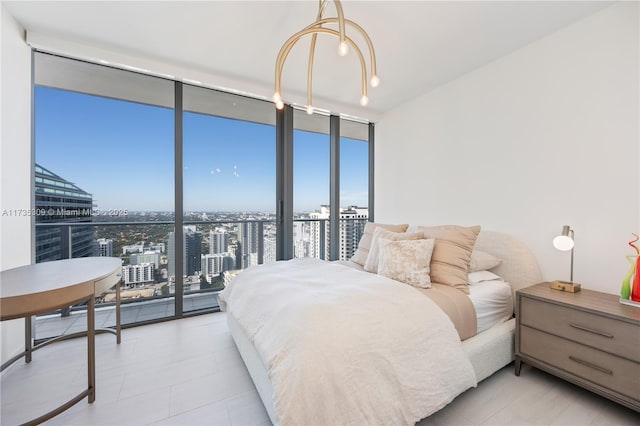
[274,28,367,106]
[308,0,329,109]
[307,32,319,110]
[306,18,378,80]
[332,0,347,51]
[343,19,377,79]
[318,0,328,20]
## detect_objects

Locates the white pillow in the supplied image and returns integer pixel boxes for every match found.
[363,227,424,273]
[378,238,435,288]
[350,222,409,266]
[468,270,502,285]
[469,250,502,272]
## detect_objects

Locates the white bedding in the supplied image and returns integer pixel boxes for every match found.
[338,260,514,335]
[468,279,514,333]
[219,257,477,425]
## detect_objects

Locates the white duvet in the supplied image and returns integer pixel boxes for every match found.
[219,258,477,425]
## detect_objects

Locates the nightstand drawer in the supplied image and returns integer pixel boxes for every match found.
[520,296,640,362]
[521,326,640,401]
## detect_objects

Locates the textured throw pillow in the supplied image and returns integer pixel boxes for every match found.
[350,222,409,266]
[408,225,481,294]
[364,227,424,273]
[469,250,502,272]
[378,238,435,288]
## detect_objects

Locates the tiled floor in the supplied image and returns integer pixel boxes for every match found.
[1,313,268,426]
[1,312,638,425]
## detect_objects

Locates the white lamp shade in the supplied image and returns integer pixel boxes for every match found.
[553,235,574,251]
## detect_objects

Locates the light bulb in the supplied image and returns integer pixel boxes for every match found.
[370,75,380,88]
[360,95,369,106]
[553,235,574,251]
[306,105,314,115]
[338,41,349,57]
[272,92,281,103]
[275,100,284,110]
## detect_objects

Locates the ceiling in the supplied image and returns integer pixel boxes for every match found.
[4,1,613,121]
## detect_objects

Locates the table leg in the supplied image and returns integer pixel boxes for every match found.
[25,315,32,364]
[116,279,121,345]
[87,296,95,403]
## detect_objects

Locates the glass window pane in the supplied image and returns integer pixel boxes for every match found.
[34,53,175,339]
[340,119,369,261]
[182,85,276,312]
[293,110,330,260]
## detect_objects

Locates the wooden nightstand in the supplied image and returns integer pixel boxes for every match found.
[515,282,640,412]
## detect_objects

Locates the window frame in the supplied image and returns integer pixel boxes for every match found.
[31,51,374,323]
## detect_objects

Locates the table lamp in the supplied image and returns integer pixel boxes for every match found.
[551,225,581,292]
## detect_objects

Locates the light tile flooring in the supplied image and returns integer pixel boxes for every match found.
[1,312,638,426]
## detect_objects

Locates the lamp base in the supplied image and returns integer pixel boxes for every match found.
[550,280,581,293]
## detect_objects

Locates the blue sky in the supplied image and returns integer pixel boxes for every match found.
[35,87,368,212]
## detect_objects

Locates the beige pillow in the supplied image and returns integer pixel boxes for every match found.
[364,227,424,273]
[408,225,481,294]
[350,222,409,266]
[469,250,502,272]
[378,238,435,288]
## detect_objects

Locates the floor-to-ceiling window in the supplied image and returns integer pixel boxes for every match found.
[182,85,276,313]
[339,119,370,261]
[34,52,175,338]
[292,111,330,259]
[32,51,374,337]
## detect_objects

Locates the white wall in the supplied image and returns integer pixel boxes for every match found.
[1,5,33,364]
[376,2,639,295]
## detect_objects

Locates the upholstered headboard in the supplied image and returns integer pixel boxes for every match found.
[474,230,543,303]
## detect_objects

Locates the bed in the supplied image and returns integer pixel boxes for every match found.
[219,228,542,425]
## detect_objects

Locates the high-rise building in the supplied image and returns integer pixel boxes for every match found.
[130,251,161,269]
[293,221,309,258]
[95,238,114,257]
[123,242,165,255]
[35,164,94,263]
[122,263,155,287]
[122,243,145,255]
[339,206,368,260]
[167,227,203,278]
[201,253,235,277]
[234,242,242,270]
[263,236,276,264]
[237,221,259,269]
[309,206,330,260]
[209,229,229,254]
[309,205,368,261]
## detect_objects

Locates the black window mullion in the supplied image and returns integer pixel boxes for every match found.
[276,105,294,260]
[174,81,184,317]
[329,115,340,261]
[368,122,375,223]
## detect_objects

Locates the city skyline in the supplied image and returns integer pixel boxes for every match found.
[35,86,369,213]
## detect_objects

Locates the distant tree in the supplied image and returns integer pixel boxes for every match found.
[160,284,169,296]
[210,274,225,292]
[200,274,212,290]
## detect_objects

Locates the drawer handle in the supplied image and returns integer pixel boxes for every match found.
[568,356,613,375]
[569,323,614,338]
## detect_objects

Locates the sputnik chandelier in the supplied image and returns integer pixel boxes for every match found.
[272,0,379,114]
